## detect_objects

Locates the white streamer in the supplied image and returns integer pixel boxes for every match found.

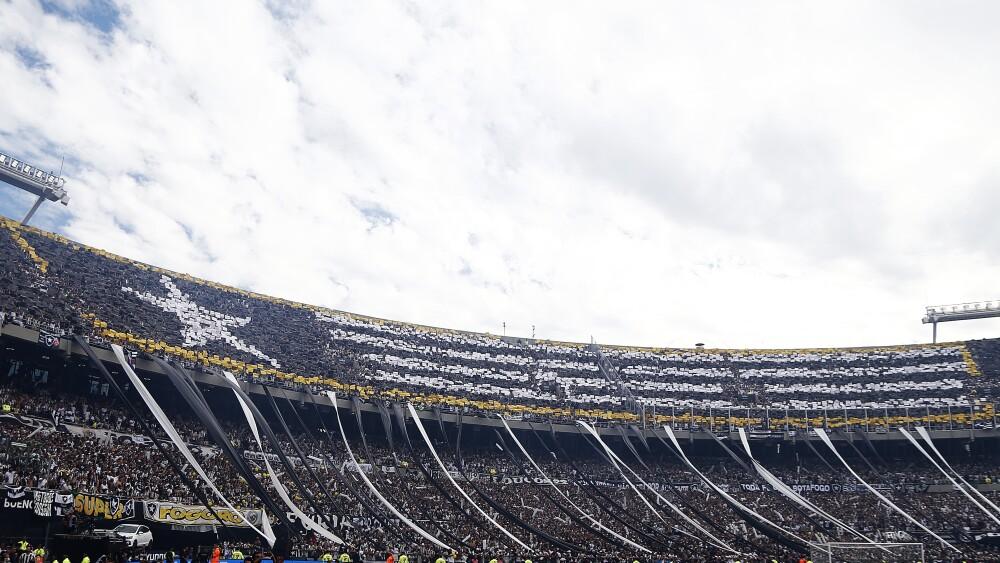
[499,417,649,553]
[110,346,274,546]
[223,372,343,545]
[661,425,818,551]
[813,428,958,552]
[915,426,1000,518]
[406,403,529,550]
[736,428,880,546]
[898,428,999,526]
[326,392,451,551]
[578,421,736,553]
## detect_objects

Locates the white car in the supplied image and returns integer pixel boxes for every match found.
[113,524,153,547]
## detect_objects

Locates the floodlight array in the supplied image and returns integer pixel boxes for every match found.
[0,151,65,189]
[923,300,1000,324]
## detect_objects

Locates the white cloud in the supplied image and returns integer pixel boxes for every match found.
[2,0,1000,349]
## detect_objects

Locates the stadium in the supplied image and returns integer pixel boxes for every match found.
[4,3,1000,563]
[1,215,999,563]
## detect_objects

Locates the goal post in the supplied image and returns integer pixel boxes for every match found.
[810,542,924,563]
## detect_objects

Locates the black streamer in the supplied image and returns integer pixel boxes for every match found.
[702,430,753,474]
[303,394,409,544]
[536,423,672,550]
[197,371,339,544]
[73,338,235,536]
[628,424,652,452]
[449,412,588,554]
[577,425,693,536]
[615,425,758,553]
[372,403,468,549]
[150,357,289,544]
[856,428,889,467]
[801,430,837,472]
[616,426,651,471]
[832,430,881,476]
[260,385,343,530]
[653,427,809,554]
[346,397,421,547]
[493,428,622,551]
[390,404,485,535]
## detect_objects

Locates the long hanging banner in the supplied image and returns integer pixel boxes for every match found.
[578,421,736,553]
[163,363,301,552]
[801,428,837,472]
[327,392,451,551]
[579,423,708,545]
[351,396,399,500]
[493,427,624,551]
[578,422,691,538]
[303,394,406,541]
[452,413,586,554]
[221,373,343,545]
[857,428,888,467]
[499,417,648,553]
[406,403,530,550]
[544,424,673,550]
[151,357,288,547]
[736,428,880,546]
[702,430,753,474]
[222,376,340,536]
[261,386,346,535]
[109,345,274,545]
[833,430,882,478]
[391,403,480,529]
[898,428,1000,526]
[374,403,467,549]
[915,426,1000,518]
[662,425,815,554]
[75,339,234,534]
[616,426,651,471]
[813,428,959,553]
[648,427,766,555]
[617,423,739,539]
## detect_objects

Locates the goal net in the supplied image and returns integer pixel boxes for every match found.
[809,542,924,563]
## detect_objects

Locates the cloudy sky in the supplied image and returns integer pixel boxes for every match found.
[1,0,999,349]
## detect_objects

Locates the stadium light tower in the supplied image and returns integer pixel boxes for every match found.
[0,149,70,225]
[922,300,1000,343]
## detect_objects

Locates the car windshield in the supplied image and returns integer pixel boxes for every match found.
[114,525,140,533]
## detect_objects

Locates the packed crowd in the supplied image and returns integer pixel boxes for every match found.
[608,346,979,411]
[0,219,998,425]
[2,365,1000,562]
